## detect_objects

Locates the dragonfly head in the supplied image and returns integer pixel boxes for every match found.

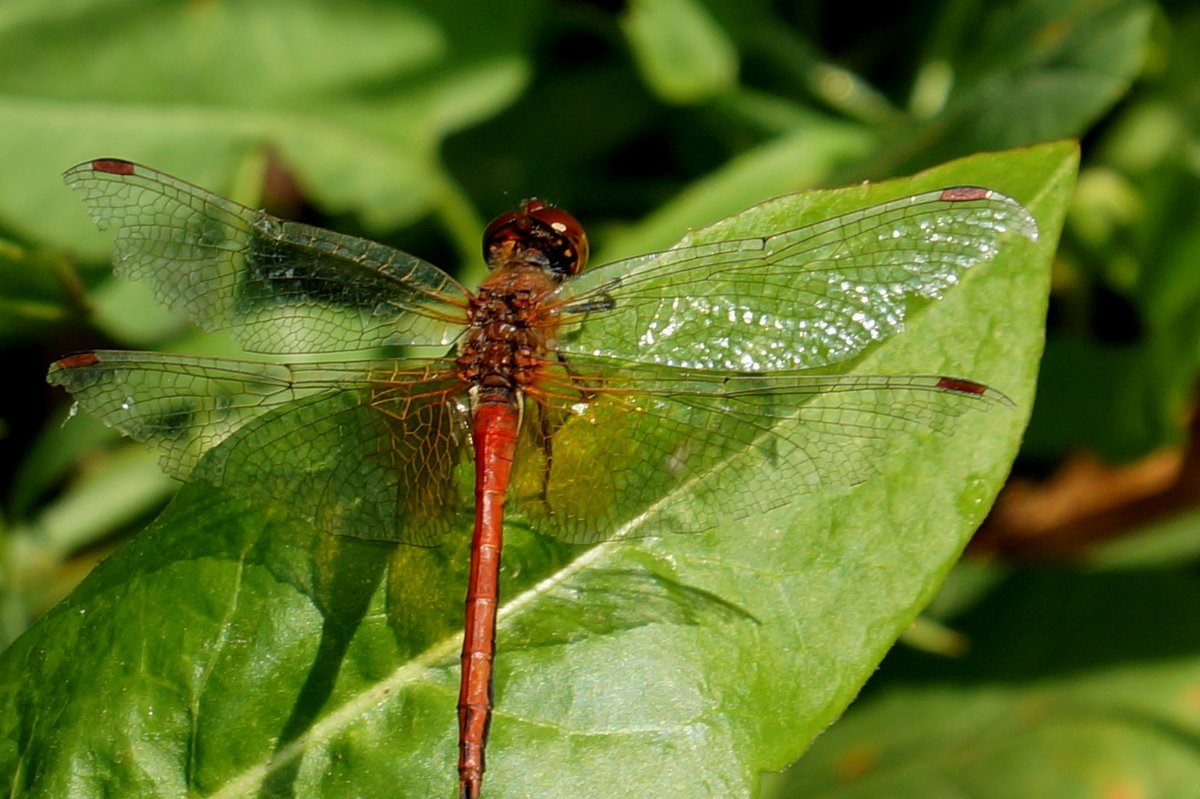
[483,199,589,280]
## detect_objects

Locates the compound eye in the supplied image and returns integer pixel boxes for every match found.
[524,202,588,276]
[482,200,589,278]
[482,209,521,255]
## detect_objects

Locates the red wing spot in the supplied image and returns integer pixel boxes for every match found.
[55,352,102,369]
[91,159,136,175]
[937,376,987,396]
[939,187,990,202]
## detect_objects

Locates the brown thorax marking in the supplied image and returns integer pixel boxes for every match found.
[457,265,561,394]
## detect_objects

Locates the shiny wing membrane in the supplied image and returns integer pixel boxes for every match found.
[552,187,1038,371]
[63,159,469,354]
[48,351,471,545]
[514,358,1012,543]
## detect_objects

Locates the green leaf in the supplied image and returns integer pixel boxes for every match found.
[1,142,1073,797]
[858,0,1152,176]
[0,238,75,342]
[622,0,739,104]
[767,569,1200,799]
[595,124,879,263]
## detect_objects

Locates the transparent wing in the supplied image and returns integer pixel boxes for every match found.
[48,351,472,544]
[63,159,470,354]
[552,187,1037,371]
[511,358,1012,544]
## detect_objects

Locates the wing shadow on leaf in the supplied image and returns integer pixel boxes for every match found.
[503,565,760,651]
[260,533,398,799]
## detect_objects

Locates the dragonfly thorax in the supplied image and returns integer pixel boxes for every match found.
[457,265,561,395]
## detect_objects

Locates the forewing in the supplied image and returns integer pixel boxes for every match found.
[552,187,1037,371]
[63,159,469,354]
[48,351,471,544]
[511,360,1011,544]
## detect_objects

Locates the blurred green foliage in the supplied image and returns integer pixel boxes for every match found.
[0,0,1195,797]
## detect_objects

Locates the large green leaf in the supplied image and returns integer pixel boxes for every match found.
[1,142,1073,797]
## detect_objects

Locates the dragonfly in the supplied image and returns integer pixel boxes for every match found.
[49,158,1037,798]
